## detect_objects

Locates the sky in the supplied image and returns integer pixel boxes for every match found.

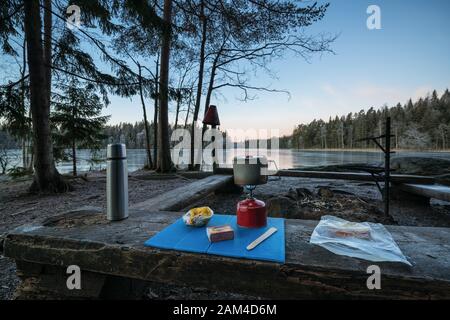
[4,0,447,137]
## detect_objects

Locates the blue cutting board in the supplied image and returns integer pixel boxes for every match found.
[144,214,285,263]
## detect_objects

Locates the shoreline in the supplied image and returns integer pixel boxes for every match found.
[285,148,450,153]
[2,148,450,152]
[1,149,449,179]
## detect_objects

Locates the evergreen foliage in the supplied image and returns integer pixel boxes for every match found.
[51,79,110,175]
[286,90,450,150]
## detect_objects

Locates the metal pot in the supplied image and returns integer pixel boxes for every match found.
[232,156,268,186]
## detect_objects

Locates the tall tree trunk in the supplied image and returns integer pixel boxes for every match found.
[27,107,33,170]
[43,0,52,102]
[153,54,159,169]
[348,125,353,149]
[138,64,153,169]
[71,102,77,176]
[24,0,68,193]
[184,93,192,128]
[202,39,226,135]
[20,33,27,168]
[156,0,174,172]
[200,61,219,170]
[442,128,446,150]
[174,90,181,129]
[21,140,26,168]
[203,63,217,117]
[395,126,399,149]
[72,140,77,176]
[190,0,207,170]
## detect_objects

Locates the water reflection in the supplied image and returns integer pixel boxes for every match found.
[3,148,450,174]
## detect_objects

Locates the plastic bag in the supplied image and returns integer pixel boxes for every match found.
[310,215,411,266]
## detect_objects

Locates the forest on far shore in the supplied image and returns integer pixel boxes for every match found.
[279,89,450,150]
[2,89,449,152]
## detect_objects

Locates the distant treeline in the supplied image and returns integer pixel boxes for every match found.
[0,121,152,150]
[3,89,449,151]
[280,89,450,150]
[103,122,155,149]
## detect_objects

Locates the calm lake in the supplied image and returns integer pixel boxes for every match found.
[4,149,450,174]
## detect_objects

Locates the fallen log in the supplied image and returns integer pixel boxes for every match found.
[396,184,450,202]
[131,174,234,211]
[214,168,436,184]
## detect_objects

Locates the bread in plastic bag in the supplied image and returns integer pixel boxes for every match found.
[183,207,214,227]
[310,215,411,266]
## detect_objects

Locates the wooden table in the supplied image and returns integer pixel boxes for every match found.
[3,208,450,299]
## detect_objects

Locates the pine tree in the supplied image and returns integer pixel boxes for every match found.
[288,89,450,151]
[52,79,110,176]
[0,0,163,192]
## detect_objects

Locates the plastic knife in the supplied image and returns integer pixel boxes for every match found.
[246,227,278,250]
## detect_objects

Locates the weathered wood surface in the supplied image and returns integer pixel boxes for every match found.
[398,184,450,202]
[276,170,437,184]
[3,209,450,299]
[214,168,436,184]
[131,174,233,211]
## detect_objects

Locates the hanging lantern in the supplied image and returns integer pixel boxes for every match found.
[202,105,220,127]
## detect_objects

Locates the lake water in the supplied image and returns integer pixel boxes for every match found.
[3,149,450,174]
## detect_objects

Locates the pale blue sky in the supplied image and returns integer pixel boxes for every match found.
[102,0,450,135]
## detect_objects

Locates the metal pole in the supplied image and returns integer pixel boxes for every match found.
[107,144,129,221]
[384,117,391,217]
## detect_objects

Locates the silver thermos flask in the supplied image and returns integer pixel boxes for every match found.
[106,144,128,221]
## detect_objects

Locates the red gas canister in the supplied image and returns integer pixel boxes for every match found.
[237,198,267,228]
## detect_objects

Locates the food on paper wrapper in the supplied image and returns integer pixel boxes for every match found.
[183,206,213,227]
[207,225,234,243]
[328,221,371,239]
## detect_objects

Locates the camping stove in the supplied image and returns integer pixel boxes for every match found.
[236,185,267,228]
[233,156,268,228]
